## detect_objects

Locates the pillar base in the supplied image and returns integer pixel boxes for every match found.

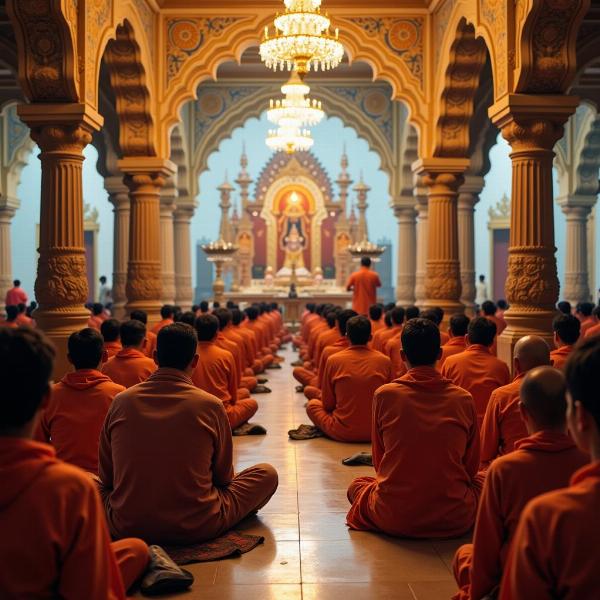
[497,307,556,371]
[125,299,162,327]
[421,298,465,326]
[35,307,89,379]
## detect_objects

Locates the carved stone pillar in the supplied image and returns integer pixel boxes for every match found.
[18,104,102,377]
[415,158,468,318]
[0,206,15,299]
[105,176,129,319]
[489,94,579,364]
[557,195,595,305]
[174,205,194,309]
[458,175,484,314]
[118,157,175,323]
[394,202,417,305]
[414,180,428,307]
[160,177,177,305]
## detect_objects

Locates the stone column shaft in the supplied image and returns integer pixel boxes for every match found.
[159,183,176,305]
[490,94,579,364]
[414,188,428,307]
[18,104,102,377]
[0,206,15,300]
[174,206,194,309]
[394,204,417,305]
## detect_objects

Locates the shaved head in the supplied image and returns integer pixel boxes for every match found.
[514,335,551,373]
[521,366,567,429]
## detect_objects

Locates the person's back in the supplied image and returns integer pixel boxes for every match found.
[442,317,510,424]
[346,257,381,315]
[551,313,580,370]
[438,314,470,369]
[347,319,481,538]
[0,305,19,328]
[5,280,27,307]
[151,305,175,335]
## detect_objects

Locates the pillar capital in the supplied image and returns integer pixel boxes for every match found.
[556,193,597,213]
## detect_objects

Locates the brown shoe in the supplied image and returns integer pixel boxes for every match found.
[140,545,194,596]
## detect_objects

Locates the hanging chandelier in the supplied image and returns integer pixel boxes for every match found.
[266,117,314,154]
[260,0,344,74]
[267,70,324,128]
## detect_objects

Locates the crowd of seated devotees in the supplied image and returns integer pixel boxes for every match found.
[294,299,600,599]
[1,292,600,598]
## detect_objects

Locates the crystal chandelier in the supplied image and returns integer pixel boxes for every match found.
[260,0,344,74]
[267,70,324,128]
[266,117,314,154]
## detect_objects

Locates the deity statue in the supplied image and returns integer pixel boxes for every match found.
[277,191,311,277]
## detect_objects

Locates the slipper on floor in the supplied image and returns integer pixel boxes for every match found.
[291,359,304,367]
[253,384,272,394]
[140,545,194,596]
[342,452,373,466]
[233,422,267,436]
[257,377,269,384]
[266,363,282,369]
[295,385,305,393]
[288,424,324,440]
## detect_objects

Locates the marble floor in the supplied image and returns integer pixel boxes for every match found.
[143,346,467,599]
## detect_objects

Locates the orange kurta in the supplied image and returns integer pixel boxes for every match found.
[88,315,103,330]
[0,438,147,600]
[35,370,125,474]
[346,367,481,537]
[307,346,392,442]
[372,324,401,353]
[438,336,467,368]
[104,341,122,359]
[387,342,409,379]
[499,461,600,600]
[442,345,511,426]
[99,368,277,544]
[578,316,595,336]
[584,321,600,338]
[102,348,157,389]
[452,431,588,600]
[151,318,174,335]
[346,267,381,315]
[143,330,157,359]
[479,374,528,469]
[550,344,575,370]
[16,313,34,327]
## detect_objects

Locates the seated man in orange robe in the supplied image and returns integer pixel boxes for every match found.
[369,304,385,334]
[346,256,382,315]
[99,323,278,544]
[130,309,157,358]
[244,305,277,368]
[151,304,175,335]
[551,313,580,370]
[575,301,596,336]
[453,366,588,600]
[442,317,510,426]
[479,335,551,469]
[0,304,19,328]
[16,302,34,327]
[583,304,600,338]
[0,327,182,599]
[231,308,269,375]
[307,315,393,442]
[347,318,482,537]
[438,314,470,368]
[481,300,506,354]
[499,338,600,599]
[35,328,125,474]
[102,320,156,389]
[100,318,122,359]
[193,314,259,430]
[87,303,104,330]
[372,306,405,353]
[421,307,450,345]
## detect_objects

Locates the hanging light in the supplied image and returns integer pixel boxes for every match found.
[267,70,325,127]
[260,0,344,74]
[266,117,314,154]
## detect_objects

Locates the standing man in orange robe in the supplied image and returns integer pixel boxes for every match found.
[100,318,122,358]
[479,335,551,469]
[452,366,588,600]
[551,313,580,369]
[442,317,510,426]
[4,278,27,306]
[347,318,482,537]
[102,320,156,388]
[306,316,393,442]
[99,323,278,544]
[35,328,125,474]
[192,314,259,430]
[500,337,600,599]
[151,305,175,335]
[346,256,382,315]
[438,314,470,368]
[0,327,181,599]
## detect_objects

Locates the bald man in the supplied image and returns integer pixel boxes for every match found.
[480,335,551,469]
[500,338,600,599]
[453,367,588,600]
[442,317,511,427]
[551,313,580,370]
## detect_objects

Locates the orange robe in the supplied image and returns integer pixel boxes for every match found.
[192,341,257,428]
[99,368,278,544]
[499,461,600,600]
[370,318,385,334]
[550,344,574,370]
[104,341,122,359]
[347,367,482,537]
[440,330,450,346]
[143,330,157,359]
[372,324,401,353]
[346,267,382,315]
[151,317,174,335]
[479,374,528,469]
[0,438,148,599]
[16,313,34,327]
[452,431,588,600]
[307,346,392,442]
[441,344,511,426]
[584,321,600,338]
[387,342,409,379]
[303,336,352,399]
[578,316,595,336]
[438,336,467,368]
[234,324,266,373]
[88,315,103,330]
[102,348,157,389]
[35,369,125,474]
[0,319,18,328]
